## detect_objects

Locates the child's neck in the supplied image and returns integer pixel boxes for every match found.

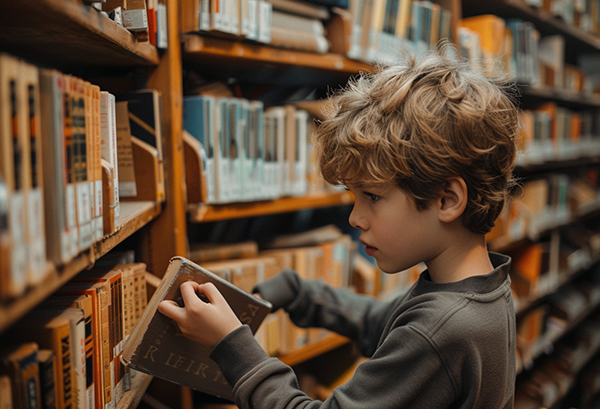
[426,233,493,284]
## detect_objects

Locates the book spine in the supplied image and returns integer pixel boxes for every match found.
[66,310,87,409]
[21,345,43,409]
[61,75,79,259]
[99,92,120,234]
[110,275,124,405]
[107,94,120,228]
[37,351,56,409]
[1,344,41,409]
[72,77,94,250]
[0,54,28,299]
[20,60,47,283]
[114,101,138,198]
[257,0,273,43]
[83,81,97,246]
[204,96,216,204]
[58,288,104,409]
[156,0,168,49]
[39,71,70,265]
[91,86,103,241]
[97,287,113,409]
[38,320,73,409]
[0,177,9,301]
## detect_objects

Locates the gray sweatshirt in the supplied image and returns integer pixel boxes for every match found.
[210,252,516,409]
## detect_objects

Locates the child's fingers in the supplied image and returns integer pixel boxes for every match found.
[180,281,204,307]
[198,282,225,305]
[157,300,184,320]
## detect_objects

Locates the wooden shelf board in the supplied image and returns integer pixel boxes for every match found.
[0,201,162,335]
[183,35,372,74]
[514,155,600,175]
[97,201,163,255]
[188,191,354,222]
[182,34,373,86]
[520,86,600,108]
[117,372,154,409]
[279,333,350,367]
[0,0,159,70]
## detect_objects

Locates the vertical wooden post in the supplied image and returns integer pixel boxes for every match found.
[142,0,188,277]
[142,0,192,406]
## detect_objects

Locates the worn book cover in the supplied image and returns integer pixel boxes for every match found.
[121,256,272,400]
[0,342,40,409]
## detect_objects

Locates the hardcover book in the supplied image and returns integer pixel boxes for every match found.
[121,256,272,400]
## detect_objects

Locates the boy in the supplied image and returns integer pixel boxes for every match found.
[158,47,519,408]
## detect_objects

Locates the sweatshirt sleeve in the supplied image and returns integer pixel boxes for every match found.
[210,323,456,409]
[253,269,402,357]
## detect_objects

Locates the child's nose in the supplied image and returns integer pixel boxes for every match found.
[348,206,367,231]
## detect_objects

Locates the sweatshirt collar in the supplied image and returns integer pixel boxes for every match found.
[411,252,511,297]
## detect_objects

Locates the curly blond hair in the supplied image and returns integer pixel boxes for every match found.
[314,48,519,234]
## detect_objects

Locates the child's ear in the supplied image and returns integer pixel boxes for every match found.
[437,177,468,223]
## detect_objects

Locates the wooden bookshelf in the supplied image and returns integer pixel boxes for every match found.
[461,0,600,59]
[0,0,172,405]
[182,34,373,87]
[0,201,162,334]
[0,0,159,70]
[279,333,351,367]
[188,191,354,222]
[518,301,600,373]
[515,156,600,175]
[520,85,600,109]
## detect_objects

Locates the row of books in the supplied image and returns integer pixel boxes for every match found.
[515,283,600,407]
[488,167,600,248]
[517,104,600,166]
[0,260,148,409]
[0,52,165,303]
[188,224,355,356]
[458,14,592,95]
[184,0,338,54]
[183,95,312,204]
[182,0,455,62]
[508,222,600,311]
[94,0,168,48]
[183,0,273,43]
[523,0,600,39]
[347,0,453,64]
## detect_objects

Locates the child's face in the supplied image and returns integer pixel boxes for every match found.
[347,182,443,274]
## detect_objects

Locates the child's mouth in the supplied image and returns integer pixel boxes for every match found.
[364,245,376,256]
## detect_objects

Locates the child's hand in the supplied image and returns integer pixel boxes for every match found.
[157,281,242,348]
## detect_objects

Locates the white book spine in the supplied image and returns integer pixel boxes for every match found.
[294,110,308,196]
[204,97,217,204]
[9,192,27,293]
[100,91,121,230]
[258,0,272,44]
[200,0,211,31]
[70,312,88,409]
[246,0,259,40]
[156,2,168,49]
[95,179,103,240]
[27,189,46,273]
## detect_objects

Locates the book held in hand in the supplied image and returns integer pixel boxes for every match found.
[120,256,272,400]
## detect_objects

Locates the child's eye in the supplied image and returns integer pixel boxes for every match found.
[364,192,380,202]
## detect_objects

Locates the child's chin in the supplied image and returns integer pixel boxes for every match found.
[375,262,396,274]
[376,261,409,275]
